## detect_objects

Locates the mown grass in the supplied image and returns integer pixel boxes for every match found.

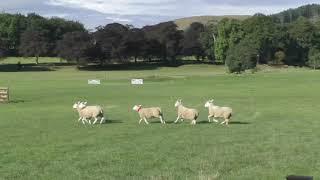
[0,58,319,179]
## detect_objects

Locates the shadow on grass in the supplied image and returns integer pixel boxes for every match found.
[105,119,123,124]
[9,100,26,104]
[196,121,250,125]
[78,60,218,71]
[0,64,55,72]
[229,121,250,125]
[78,63,180,71]
[197,121,212,124]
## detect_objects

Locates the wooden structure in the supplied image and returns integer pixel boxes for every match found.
[0,87,9,103]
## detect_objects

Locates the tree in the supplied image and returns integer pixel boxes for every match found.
[19,29,49,64]
[94,23,129,63]
[121,28,146,63]
[308,47,320,69]
[274,51,286,65]
[288,17,317,65]
[199,23,216,61]
[181,22,205,60]
[143,22,183,62]
[242,14,277,64]
[0,38,7,59]
[141,39,162,61]
[214,19,244,63]
[56,31,94,65]
[289,17,316,49]
[226,37,259,73]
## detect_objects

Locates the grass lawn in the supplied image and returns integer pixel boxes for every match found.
[0,58,319,179]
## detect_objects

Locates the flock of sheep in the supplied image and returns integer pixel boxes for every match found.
[73,99,233,125]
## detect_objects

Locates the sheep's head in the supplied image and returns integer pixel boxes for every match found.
[73,101,81,109]
[204,99,214,108]
[132,105,142,111]
[78,101,87,109]
[175,99,182,107]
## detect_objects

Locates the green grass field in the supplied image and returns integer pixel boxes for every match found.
[0,58,319,179]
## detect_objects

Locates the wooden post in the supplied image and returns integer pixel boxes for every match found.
[0,87,9,103]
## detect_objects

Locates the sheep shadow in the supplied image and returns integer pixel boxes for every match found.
[196,121,250,125]
[104,119,123,124]
[229,121,250,125]
[197,121,212,124]
[9,100,26,104]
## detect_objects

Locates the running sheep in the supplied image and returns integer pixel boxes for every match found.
[204,99,232,125]
[73,101,106,125]
[174,99,199,125]
[132,105,165,124]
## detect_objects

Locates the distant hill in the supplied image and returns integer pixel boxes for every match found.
[271,4,320,23]
[174,15,250,30]
[173,4,320,30]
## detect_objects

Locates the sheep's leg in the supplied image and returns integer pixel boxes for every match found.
[83,118,91,124]
[143,118,149,124]
[220,120,226,125]
[225,119,229,125]
[100,117,105,124]
[207,115,211,122]
[212,118,219,123]
[191,120,196,125]
[174,116,180,123]
[160,116,165,124]
[88,119,92,125]
[82,118,87,124]
[93,117,98,124]
[180,118,184,122]
[139,119,143,124]
[78,117,82,122]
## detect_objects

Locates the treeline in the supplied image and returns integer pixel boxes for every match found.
[1,4,320,72]
[0,13,85,63]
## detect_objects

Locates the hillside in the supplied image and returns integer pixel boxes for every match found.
[272,4,320,23]
[174,15,250,30]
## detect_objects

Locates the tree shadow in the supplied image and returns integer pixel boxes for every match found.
[78,62,181,71]
[0,64,56,72]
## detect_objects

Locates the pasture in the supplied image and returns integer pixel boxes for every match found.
[0,58,319,179]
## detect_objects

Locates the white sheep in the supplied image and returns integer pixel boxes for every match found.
[73,101,105,124]
[204,99,233,125]
[132,105,165,124]
[73,101,90,124]
[174,99,199,125]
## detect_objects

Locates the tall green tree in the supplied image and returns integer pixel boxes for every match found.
[56,31,93,64]
[199,23,216,61]
[242,14,277,64]
[214,19,244,63]
[94,23,129,62]
[143,22,183,62]
[226,37,259,73]
[308,47,320,69]
[181,22,205,60]
[19,29,49,64]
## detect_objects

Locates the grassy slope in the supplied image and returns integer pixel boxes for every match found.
[0,58,319,179]
[174,15,250,30]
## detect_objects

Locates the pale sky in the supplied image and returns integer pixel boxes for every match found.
[1,0,319,29]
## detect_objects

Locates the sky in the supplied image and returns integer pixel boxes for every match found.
[1,0,319,29]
